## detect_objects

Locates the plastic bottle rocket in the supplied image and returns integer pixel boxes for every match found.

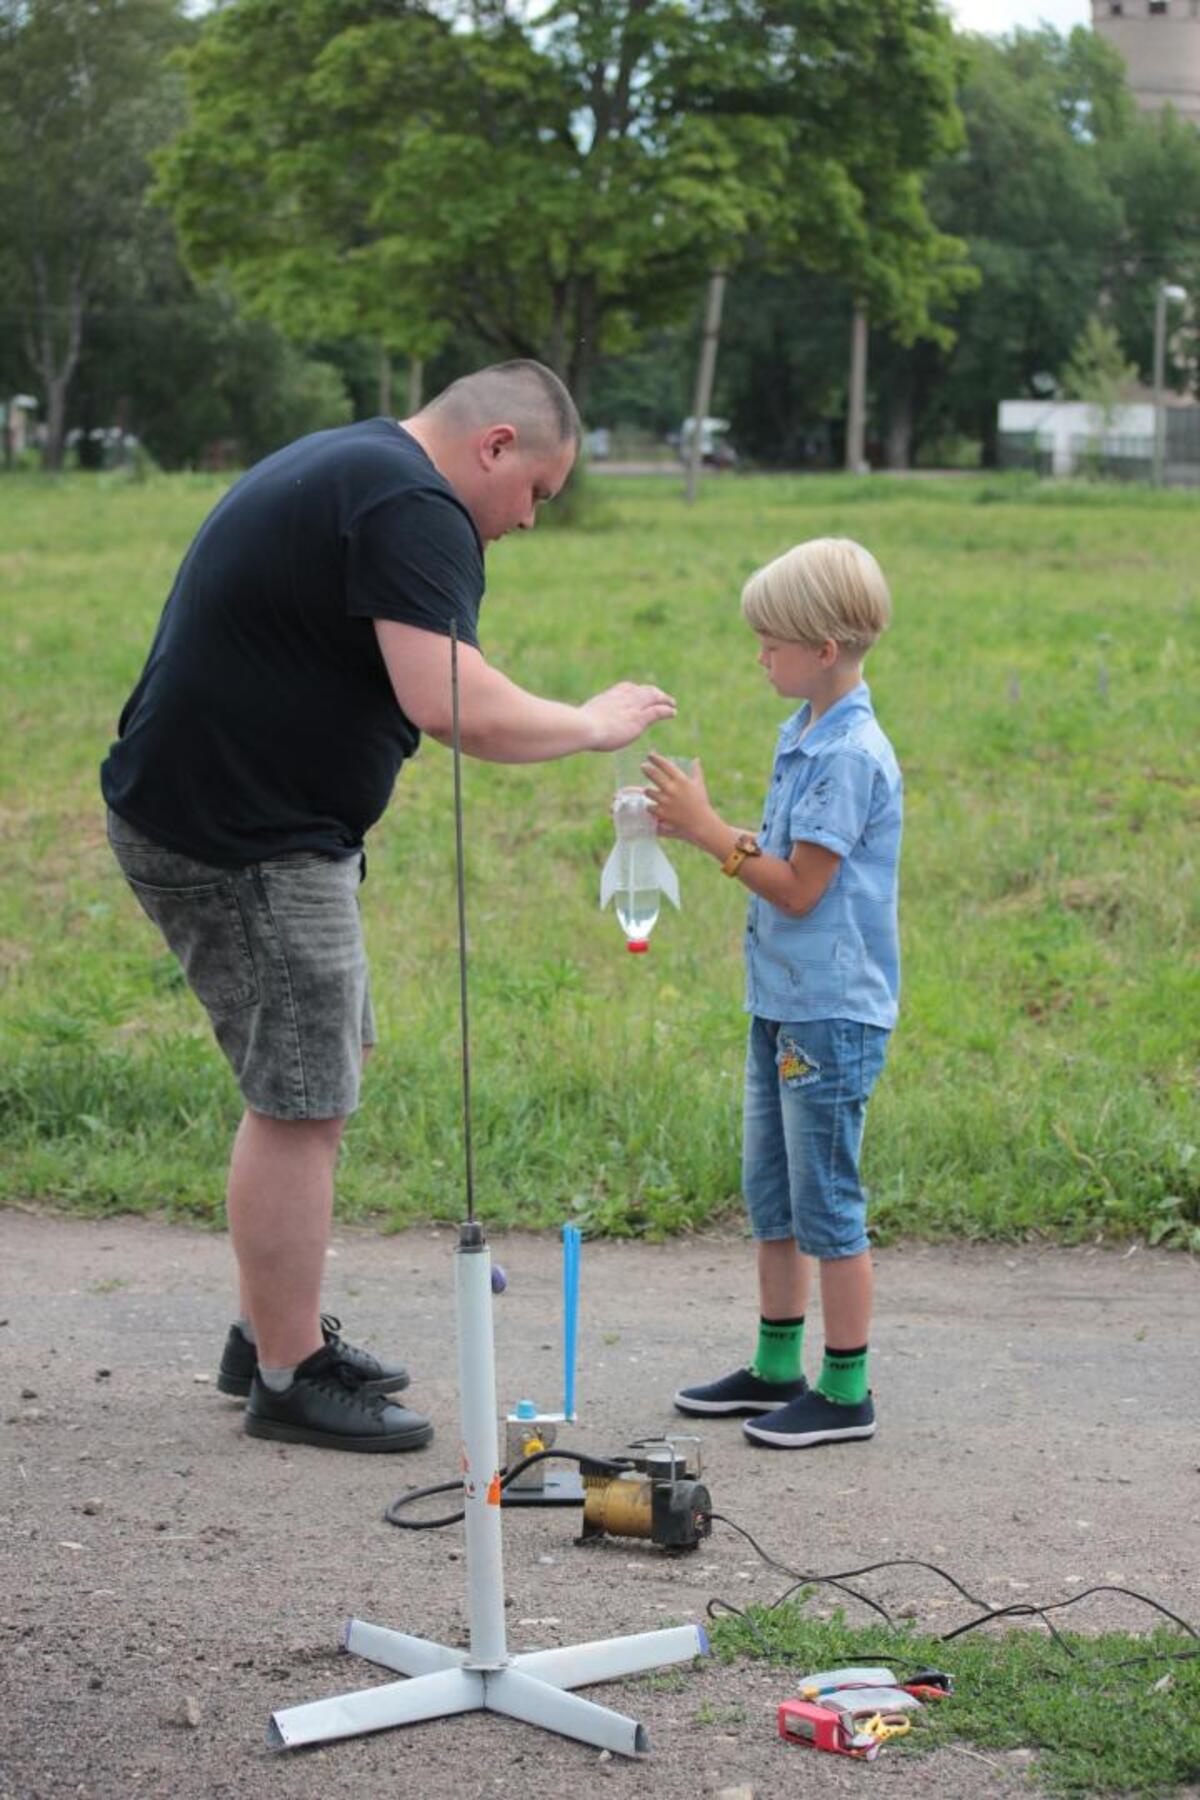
[600,786,680,952]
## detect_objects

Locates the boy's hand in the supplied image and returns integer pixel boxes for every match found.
[642,753,715,843]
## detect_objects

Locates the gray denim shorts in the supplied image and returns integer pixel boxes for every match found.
[107,811,375,1121]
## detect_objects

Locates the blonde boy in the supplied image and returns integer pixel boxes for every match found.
[645,538,901,1448]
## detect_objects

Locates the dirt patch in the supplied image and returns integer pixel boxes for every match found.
[1,1210,1197,1800]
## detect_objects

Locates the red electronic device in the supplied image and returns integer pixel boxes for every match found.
[777,1699,881,1762]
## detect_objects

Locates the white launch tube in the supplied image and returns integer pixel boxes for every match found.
[456,1228,508,1668]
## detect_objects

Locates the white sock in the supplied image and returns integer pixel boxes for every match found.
[237,1316,257,1345]
[258,1364,295,1392]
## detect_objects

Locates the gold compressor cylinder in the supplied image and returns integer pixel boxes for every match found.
[582,1470,654,1540]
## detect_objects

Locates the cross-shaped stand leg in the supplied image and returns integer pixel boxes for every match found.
[269,1223,706,1756]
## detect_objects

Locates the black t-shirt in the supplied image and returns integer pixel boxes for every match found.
[101,420,484,866]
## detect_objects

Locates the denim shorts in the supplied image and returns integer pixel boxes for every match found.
[742,1016,890,1259]
[107,811,375,1121]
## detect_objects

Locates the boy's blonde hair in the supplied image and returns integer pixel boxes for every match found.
[741,537,891,659]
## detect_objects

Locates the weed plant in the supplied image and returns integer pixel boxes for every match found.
[1,472,1197,1239]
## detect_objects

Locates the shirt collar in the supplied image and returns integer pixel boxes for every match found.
[777,681,872,756]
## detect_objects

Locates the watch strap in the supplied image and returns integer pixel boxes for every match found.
[720,834,762,877]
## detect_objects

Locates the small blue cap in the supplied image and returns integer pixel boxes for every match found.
[515,1398,538,1419]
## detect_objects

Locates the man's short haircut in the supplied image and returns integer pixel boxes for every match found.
[424,360,581,453]
[741,537,892,659]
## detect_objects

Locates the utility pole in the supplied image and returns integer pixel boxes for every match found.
[845,301,869,475]
[1153,283,1187,488]
[685,270,726,505]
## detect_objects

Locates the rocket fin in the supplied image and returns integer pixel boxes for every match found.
[600,843,623,909]
[651,845,681,909]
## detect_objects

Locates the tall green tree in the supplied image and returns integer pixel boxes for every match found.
[0,0,190,467]
[901,25,1131,460]
[684,0,974,342]
[1059,313,1137,414]
[155,0,968,414]
[1102,106,1200,389]
[153,1,454,395]
[588,19,1200,468]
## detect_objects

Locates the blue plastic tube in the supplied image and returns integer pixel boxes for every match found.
[562,1223,581,1421]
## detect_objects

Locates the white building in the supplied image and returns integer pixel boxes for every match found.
[998,395,1200,482]
[999,398,1152,474]
[1092,0,1200,123]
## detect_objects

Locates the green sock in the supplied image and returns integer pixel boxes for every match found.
[749,1316,805,1384]
[817,1343,869,1406]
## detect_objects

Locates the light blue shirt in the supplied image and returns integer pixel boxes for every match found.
[744,681,902,1029]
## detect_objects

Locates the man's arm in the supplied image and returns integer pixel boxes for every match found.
[374,620,675,763]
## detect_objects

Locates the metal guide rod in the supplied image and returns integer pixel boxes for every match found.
[265,622,708,1759]
[450,620,475,1222]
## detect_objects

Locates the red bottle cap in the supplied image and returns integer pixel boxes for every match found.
[627,939,650,953]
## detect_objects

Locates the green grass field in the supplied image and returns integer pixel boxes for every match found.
[707,1603,1200,1794]
[1,469,1197,1242]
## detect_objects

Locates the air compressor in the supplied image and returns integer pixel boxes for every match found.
[576,1439,712,1553]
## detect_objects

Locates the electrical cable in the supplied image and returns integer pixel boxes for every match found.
[706,1593,1200,1694]
[381,1439,1198,1677]
[382,1471,1199,1667]
[700,1510,1199,1666]
[384,1449,633,1530]
[704,1512,896,1626]
[939,1583,1200,1646]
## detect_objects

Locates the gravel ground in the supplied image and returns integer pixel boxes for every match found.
[2,1210,1197,1800]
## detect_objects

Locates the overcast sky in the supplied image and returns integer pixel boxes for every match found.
[947,0,1091,33]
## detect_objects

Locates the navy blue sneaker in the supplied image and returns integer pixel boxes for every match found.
[674,1366,808,1416]
[743,1388,875,1448]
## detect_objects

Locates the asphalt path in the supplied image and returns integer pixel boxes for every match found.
[2,1211,1197,1799]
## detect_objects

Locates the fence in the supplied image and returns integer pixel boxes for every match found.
[998,417,1200,485]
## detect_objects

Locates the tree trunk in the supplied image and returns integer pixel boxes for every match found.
[114,394,130,468]
[27,256,85,472]
[568,275,600,418]
[845,301,869,474]
[547,282,569,383]
[980,406,998,469]
[378,344,393,416]
[42,375,69,472]
[885,381,914,470]
[407,355,424,413]
[685,270,726,505]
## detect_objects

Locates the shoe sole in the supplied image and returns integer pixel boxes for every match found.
[743,1419,876,1449]
[243,1415,434,1452]
[674,1393,788,1415]
[218,1369,411,1399]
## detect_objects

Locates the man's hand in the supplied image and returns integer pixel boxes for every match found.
[580,682,677,750]
[642,752,717,845]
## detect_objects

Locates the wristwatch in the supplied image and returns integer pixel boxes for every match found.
[720,832,763,877]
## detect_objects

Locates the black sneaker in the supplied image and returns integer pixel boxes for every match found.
[243,1346,433,1452]
[743,1389,875,1448]
[674,1367,809,1416]
[217,1314,410,1398]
